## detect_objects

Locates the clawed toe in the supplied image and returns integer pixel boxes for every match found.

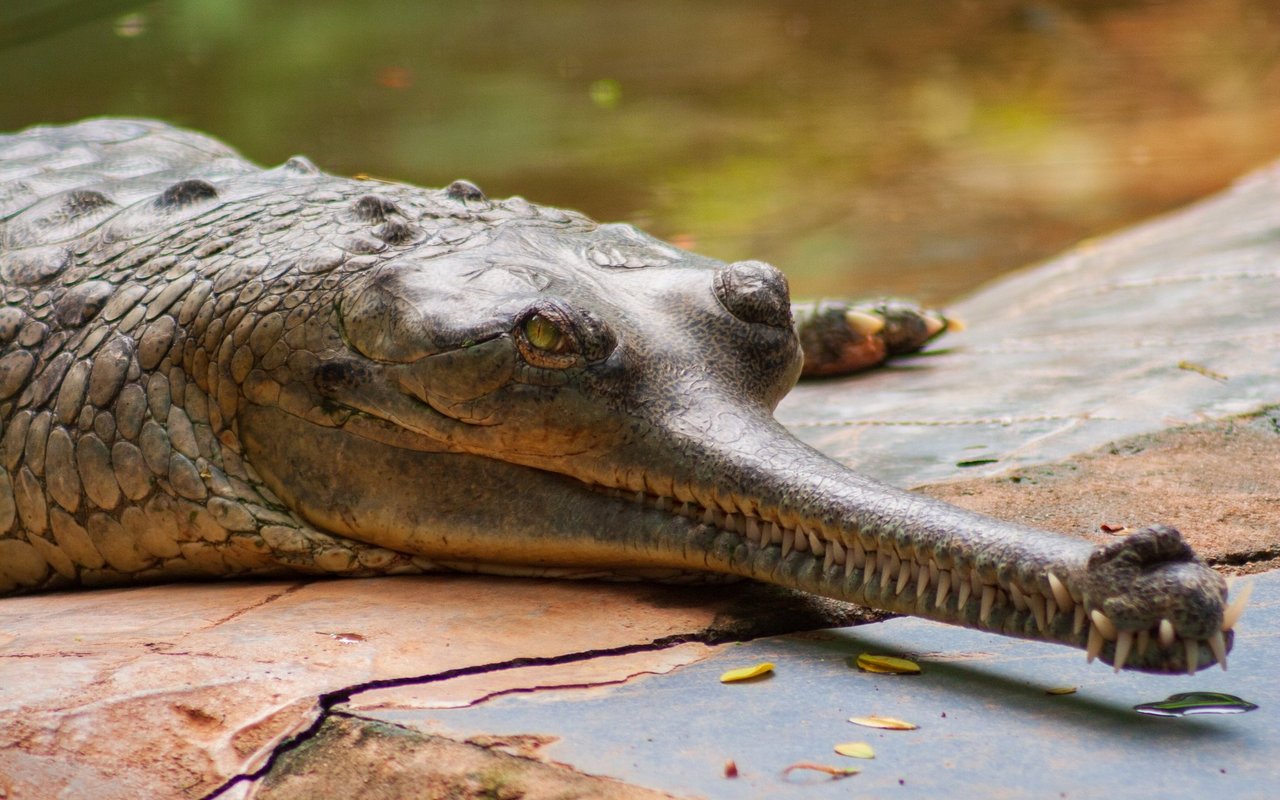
[794,298,956,377]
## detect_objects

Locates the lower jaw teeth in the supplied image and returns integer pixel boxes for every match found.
[605,484,1241,674]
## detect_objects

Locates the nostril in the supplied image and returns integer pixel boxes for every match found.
[713,260,793,329]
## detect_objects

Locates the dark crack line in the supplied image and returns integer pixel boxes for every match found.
[200,625,781,799]
[1207,547,1280,567]
[202,582,310,630]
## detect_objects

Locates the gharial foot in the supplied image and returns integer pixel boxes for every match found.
[793,299,959,377]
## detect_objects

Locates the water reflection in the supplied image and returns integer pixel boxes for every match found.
[3,0,1278,303]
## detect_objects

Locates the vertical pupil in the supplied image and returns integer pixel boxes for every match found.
[527,315,560,350]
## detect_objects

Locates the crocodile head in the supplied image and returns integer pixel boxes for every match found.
[236,194,1239,675]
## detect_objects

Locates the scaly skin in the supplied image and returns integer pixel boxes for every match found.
[0,120,1240,674]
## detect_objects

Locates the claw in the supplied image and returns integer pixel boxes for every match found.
[922,313,946,339]
[844,310,885,336]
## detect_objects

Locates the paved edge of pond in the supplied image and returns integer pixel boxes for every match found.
[366,569,1276,800]
[778,158,1280,489]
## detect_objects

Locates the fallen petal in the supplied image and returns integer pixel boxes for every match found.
[854,654,922,675]
[834,742,876,759]
[848,715,919,731]
[720,662,775,683]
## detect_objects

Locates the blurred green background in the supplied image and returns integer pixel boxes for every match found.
[3,0,1279,303]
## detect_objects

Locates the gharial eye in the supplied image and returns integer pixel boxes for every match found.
[523,313,572,354]
[516,310,582,370]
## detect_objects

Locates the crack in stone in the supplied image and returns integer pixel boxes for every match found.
[1208,547,1280,568]
[199,624,790,799]
[201,583,309,631]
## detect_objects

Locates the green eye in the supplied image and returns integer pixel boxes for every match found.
[524,313,568,353]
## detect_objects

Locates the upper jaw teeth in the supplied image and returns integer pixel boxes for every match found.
[595,484,1243,674]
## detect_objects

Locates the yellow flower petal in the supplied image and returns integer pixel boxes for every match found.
[855,654,921,674]
[833,742,876,759]
[847,715,918,730]
[1046,686,1078,696]
[719,662,774,683]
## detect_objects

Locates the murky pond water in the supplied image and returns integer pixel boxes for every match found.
[3,0,1279,303]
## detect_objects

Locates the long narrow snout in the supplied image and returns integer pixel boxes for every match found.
[562,403,1234,675]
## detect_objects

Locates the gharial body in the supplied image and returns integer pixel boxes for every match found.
[0,119,1245,674]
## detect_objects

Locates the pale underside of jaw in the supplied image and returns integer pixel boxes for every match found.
[592,485,1249,674]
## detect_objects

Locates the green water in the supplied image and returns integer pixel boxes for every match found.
[3,0,1279,303]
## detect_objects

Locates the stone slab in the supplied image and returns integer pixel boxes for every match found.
[0,578,850,799]
[371,571,1277,799]
[779,162,1280,488]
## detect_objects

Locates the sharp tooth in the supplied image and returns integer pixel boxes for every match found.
[1222,581,1254,631]
[1008,584,1028,612]
[863,553,878,587]
[880,552,896,591]
[928,560,939,584]
[745,517,761,543]
[935,570,952,609]
[1073,605,1086,635]
[1086,623,1104,663]
[1184,638,1199,675]
[1028,593,1047,633]
[845,554,857,579]
[1046,596,1058,626]
[824,547,835,573]
[1047,573,1073,611]
[1090,610,1117,641]
[851,541,867,568]
[782,528,795,558]
[807,530,824,556]
[956,578,971,611]
[1208,631,1227,671]
[702,507,716,525]
[895,561,912,595]
[724,513,740,533]
[657,496,674,511]
[634,490,646,504]
[679,502,692,517]
[768,522,783,544]
[980,585,995,623]
[1158,618,1175,648]
[1113,630,1133,672]
[1136,629,1151,658]
[829,539,845,565]
[794,529,810,553]
[916,564,931,599]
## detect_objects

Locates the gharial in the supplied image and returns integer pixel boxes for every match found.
[0,119,1247,674]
